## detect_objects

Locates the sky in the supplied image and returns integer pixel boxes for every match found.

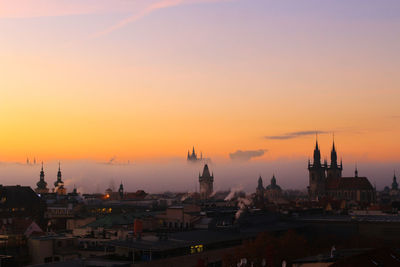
[0,0,400,191]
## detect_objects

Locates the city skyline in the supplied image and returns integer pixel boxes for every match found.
[1,139,400,194]
[1,0,400,162]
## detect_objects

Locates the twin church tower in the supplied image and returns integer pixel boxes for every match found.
[35,162,66,195]
[307,138,375,203]
[308,139,342,199]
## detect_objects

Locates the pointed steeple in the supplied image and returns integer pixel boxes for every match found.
[36,162,48,191]
[331,136,338,167]
[57,162,62,180]
[40,162,45,180]
[355,164,358,177]
[313,137,321,166]
[54,161,63,187]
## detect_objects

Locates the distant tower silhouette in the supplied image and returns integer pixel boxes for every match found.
[35,162,49,194]
[308,137,327,200]
[187,146,203,162]
[392,171,398,190]
[199,164,214,199]
[327,138,343,180]
[256,176,264,195]
[118,181,124,200]
[54,162,66,195]
[54,162,63,187]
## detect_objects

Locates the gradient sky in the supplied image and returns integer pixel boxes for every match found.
[1,0,400,166]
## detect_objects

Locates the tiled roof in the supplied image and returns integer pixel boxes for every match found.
[326,177,373,191]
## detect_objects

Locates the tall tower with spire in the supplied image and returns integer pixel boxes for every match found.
[327,139,343,180]
[308,138,327,200]
[199,164,214,199]
[35,162,49,194]
[54,162,63,188]
[54,162,66,195]
[118,182,124,200]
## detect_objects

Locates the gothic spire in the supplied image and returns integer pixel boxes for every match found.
[331,137,338,167]
[57,161,62,180]
[40,162,45,180]
[313,137,321,166]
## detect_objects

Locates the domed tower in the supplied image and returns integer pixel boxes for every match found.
[308,139,326,200]
[35,162,49,194]
[199,164,214,199]
[54,162,66,195]
[54,162,64,188]
[266,174,282,202]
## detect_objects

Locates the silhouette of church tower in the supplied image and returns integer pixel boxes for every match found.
[326,138,343,180]
[308,137,327,200]
[392,172,398,191]
[199,164,214,199]
[35,162,49,194]
[54,162,63,187]
[118,182,124,200]
[187,147,203,162]
[54,162,66,195]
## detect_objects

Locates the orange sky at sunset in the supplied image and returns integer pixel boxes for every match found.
[1,0,400,164]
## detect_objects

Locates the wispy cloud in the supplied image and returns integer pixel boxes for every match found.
[229,149,267,161]
[90,0,232,38]
[265,130,328,140]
